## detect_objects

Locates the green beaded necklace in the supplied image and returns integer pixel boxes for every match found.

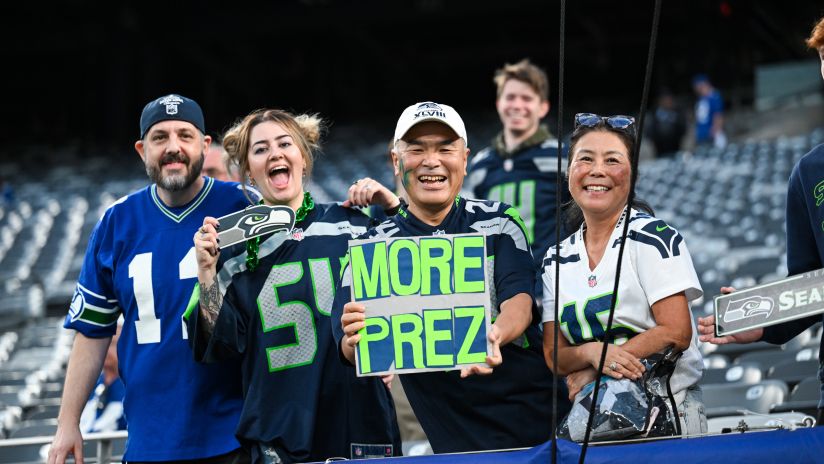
[245,191,314,272]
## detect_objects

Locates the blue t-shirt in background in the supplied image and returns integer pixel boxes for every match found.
[694,90,723,143]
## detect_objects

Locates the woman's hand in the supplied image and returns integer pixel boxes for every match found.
[340,302,366,364]
[460,325,502,378]
[566,367,598,401]
[344,177,399,211]
[193,217,220,274]
[584,342,644,380]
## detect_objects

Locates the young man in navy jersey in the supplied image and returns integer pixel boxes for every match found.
[50,94,250,463]
[463,59,570,274]
[334,101,569,453]
[698,17,824,426]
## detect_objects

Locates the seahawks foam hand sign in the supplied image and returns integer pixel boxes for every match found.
[217,205,295,247]
[714,267,824,336]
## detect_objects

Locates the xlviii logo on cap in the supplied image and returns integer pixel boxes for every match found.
[413,102,446,119]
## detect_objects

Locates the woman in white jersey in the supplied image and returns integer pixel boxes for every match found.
[540,113,706,435]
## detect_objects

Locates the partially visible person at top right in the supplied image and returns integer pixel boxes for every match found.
[698,16,824,426]
[692,74,726,149]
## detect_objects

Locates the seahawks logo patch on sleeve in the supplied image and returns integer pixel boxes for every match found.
[217,205,296,247]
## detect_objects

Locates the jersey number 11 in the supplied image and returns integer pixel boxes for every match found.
[129,249,197,344]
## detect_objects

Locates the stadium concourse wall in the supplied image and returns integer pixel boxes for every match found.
[307,428,824,463]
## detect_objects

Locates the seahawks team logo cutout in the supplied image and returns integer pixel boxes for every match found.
[217,205,295,248]
[722,296,774,323]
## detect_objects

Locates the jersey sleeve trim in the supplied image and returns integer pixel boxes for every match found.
[69,284,120,328]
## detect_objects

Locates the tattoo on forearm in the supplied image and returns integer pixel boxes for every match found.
[199,277,223,332]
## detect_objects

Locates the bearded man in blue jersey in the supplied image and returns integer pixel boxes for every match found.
[463,59,570,274]
[334,102,569,453]
[50,94,249,464]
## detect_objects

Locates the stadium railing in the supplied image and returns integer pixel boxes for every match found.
[0,430,126,464]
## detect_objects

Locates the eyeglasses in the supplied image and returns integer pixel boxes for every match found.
[574,113,636,132]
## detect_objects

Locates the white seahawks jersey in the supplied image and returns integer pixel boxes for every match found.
[541,209,703,394]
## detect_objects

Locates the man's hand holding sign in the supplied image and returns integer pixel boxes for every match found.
[698,269,824,343]
[340,233,503,377]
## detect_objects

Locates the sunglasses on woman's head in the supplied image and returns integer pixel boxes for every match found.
[574,113,636,132]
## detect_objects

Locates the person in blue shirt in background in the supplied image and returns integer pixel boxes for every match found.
[692,74,726,148]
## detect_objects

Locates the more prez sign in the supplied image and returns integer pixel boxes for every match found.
[349,233,492,376]
[714,268,824,336]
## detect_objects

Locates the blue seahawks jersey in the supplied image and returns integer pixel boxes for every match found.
[332,197,570,453]
[464,133,570,271]
[65,177,250,461]
[186,202,400,464]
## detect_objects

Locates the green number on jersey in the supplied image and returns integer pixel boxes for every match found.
[488,180,536,244]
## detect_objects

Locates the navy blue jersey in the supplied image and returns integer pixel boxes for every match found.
[65,177,248,461]
[186,202,400,464]
[763,144,824,386]
[464,129,570,271]
[332,197,569,453]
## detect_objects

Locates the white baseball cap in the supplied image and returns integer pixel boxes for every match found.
[393,101,468,146]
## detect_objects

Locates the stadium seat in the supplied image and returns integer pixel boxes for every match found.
[702,380,788,418]
[701,362,762,386]
[734,347,814,372]
[770,376,821,416]
[702,341,778,360]
[703,354,730,370]
[22,404,60,421]
[767,359,820,387]
[7,419,57,438]
[0,442,48,464]
[0,371,28,387]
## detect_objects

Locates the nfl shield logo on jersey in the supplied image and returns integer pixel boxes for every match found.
[588,275,597,288]
[292,227,304,241]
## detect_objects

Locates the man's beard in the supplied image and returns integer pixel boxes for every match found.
[146,152,205,192]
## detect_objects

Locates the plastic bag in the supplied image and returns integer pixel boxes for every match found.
[557,348,682,442]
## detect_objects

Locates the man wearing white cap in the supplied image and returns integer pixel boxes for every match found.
[332,102,569,453]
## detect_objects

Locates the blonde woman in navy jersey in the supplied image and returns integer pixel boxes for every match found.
[189,109,401,464]
[541,113,707,436]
